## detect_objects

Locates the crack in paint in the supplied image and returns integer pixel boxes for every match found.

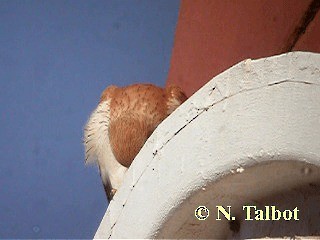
[157,79,319,153]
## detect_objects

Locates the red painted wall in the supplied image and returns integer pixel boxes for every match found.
[167,0,320,96]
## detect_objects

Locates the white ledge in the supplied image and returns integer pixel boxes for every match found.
[94,52,320,239]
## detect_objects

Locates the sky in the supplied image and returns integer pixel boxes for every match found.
[0,0,180,238]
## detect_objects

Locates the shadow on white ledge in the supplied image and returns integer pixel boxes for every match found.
[94,52,320,239]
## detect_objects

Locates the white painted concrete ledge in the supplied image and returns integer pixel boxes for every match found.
[95,52,320,239]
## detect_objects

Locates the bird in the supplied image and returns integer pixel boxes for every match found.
[84,83,187,201]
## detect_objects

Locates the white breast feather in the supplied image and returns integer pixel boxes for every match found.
[84,100,127,190]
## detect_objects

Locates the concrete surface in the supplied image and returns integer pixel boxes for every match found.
[94,52,320,239]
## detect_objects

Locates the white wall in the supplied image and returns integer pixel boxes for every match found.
[95,52,320,239]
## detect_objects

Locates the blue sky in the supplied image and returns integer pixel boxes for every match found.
[0,0,180,238]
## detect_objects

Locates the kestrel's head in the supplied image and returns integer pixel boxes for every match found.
[91,83,187,169]
[84,83,187,201]
[100,85,117,103]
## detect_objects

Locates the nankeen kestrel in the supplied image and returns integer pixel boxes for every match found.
[84,84,187,201]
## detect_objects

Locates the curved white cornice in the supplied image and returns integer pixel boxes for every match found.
[95,52,320,239]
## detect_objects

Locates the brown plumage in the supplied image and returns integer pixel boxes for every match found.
[84,83,187,201]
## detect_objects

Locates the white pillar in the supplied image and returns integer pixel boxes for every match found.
[95,52,320,239]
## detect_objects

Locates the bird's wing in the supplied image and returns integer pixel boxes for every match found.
[98,164,113,202]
